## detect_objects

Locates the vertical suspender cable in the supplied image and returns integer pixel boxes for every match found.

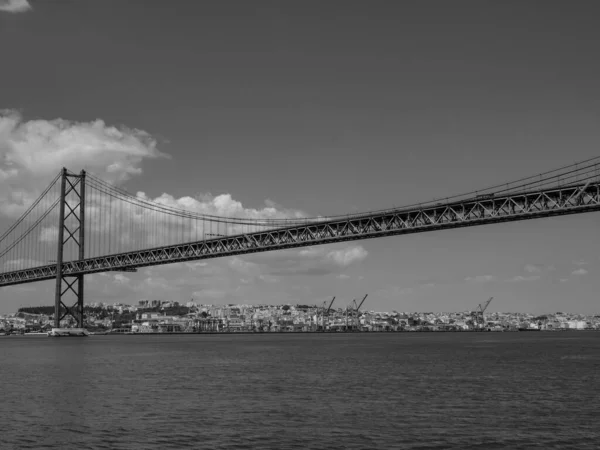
[101,184,105,257]
[108,191,112,255]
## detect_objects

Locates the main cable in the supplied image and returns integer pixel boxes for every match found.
[0,171,62,243]
[87,157,600,223]
[0,198,61,261]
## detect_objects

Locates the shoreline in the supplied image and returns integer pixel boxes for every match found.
[83,328,600,336]
[2,329,598,337]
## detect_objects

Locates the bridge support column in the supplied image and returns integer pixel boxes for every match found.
[54,169,86,328]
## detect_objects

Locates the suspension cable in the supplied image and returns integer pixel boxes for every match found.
[0,170,62,243]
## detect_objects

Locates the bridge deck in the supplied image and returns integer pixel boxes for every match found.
[1,181,599,287]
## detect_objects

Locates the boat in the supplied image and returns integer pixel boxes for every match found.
[48,328,90,337]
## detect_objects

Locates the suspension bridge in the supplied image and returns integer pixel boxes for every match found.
[2,158,600,327]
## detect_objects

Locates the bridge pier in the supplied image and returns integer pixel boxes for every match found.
[54,168,86,328]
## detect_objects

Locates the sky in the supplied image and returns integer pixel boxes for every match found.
[1,0,600,314]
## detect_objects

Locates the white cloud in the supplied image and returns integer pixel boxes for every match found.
[229,257,260,276]
[227,245,368,282]
[559,278,568,283]
[0,110,314,266]
[82,189,310,252]
[258,274,279,284]
[0,0,31,13]
[465,275,496,283]
[142,276,172,291]
[298,248,322,258]
[113,274,130,284]
[264,245,368,276]
[184,261,208,270]
[507,275,540,282]
[337,274,350,280]
[326,246,368,266]
[39,226,58,243]
[571,268,588,276]
[138,191,306,227]
[0,110,166,217]
[524,264,542,273]
[572,260,587,266]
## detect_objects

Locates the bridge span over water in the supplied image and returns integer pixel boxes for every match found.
[1,158,600,326]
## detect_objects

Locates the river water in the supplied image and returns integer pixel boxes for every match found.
[1,332,599,449]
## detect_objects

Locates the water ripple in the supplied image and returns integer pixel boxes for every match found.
[1,332,599,449]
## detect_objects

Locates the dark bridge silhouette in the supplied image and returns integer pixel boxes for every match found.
[2,158,600,327]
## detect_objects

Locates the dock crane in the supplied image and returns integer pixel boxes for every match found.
[352,294,368,331]
[320,296,335,331]
[473,297,493,329]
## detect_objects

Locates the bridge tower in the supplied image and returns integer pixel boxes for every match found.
[54,168,86,328]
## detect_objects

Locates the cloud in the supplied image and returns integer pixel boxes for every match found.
[571,268,588,276]
[268,245,368,276]
[464,275,496,283]
[86,262,234,303]
[113,274,130,284]
[184,261,208,270]
[337,274,350,280]
[0,110,166,218]
[572,260,587,266]
[0,111,313,270]
[258,274,279,284]
[507,275,540,282]
[559,278,568,283]
[135,192,307,227]
[326,246,368,266]
[80,243,369,306]
[229,257,259,276]
[524,264,542,273]
[39,226,58,243]
[0,0,31,13]
[84,190,309,253]
[227,245,368,281]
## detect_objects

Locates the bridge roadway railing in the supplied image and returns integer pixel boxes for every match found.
[1,181,599,287]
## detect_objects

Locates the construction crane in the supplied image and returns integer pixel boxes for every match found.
[320,296,335,331]
[473,297,493,330]
[352,294,368,331]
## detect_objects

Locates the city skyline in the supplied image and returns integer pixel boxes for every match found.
[2,1,600,314]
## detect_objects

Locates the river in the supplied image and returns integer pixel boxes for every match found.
[1,332,598,449]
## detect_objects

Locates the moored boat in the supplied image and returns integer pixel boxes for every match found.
[48,328,89,337]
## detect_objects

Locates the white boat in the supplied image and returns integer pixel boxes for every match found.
[48,328,90,337]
